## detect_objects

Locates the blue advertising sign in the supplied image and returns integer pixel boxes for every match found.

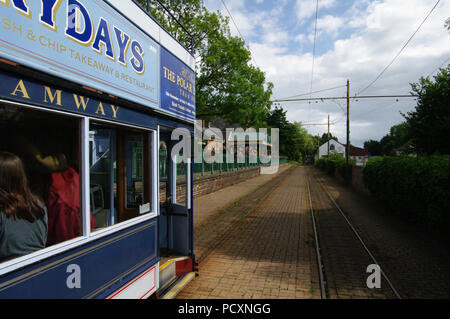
[0,0,159,110]
[160,47,196,121]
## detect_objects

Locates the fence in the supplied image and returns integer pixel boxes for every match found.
[160,150,288,178]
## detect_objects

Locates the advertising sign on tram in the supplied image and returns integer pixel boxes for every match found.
[0,0,160,110]
[160,46,196,121]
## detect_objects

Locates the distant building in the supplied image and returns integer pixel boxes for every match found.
[347,144,370,166]
[315,139,369,166]
[316,139,345,158]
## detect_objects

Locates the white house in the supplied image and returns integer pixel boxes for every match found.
[315,139,369,166]
[316,139,346,158]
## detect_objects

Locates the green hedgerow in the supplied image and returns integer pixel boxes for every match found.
[362,155,450,228]
[315,153,354,177]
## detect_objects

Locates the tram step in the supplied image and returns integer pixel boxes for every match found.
[159,256,194,295]
[159,272,196,299]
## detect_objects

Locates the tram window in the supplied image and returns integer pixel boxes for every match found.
[89,122,152,231]
[159,141,168,204]
[174,155,187,206]
[125,135,144,209]
[89,126,117,229]
[0,105,82,263]
[159,141,168,180]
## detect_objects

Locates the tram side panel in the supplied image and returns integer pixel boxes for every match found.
[0,0,195,299]
[0,221,157,299]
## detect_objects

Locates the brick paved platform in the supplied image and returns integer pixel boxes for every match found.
[176,165,450,300]
[193,164,292,262]
[177,166,320,299]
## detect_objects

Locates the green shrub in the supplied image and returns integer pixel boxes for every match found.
[362,155,450,229]
[315,154,354,177]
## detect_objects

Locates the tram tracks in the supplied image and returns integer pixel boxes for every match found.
[306,169,401,299]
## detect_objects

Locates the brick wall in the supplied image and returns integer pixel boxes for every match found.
[193,167,261,197]
[160,166,261,203]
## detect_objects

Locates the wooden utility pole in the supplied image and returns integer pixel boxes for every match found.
[346,79,350,178]
[327,115,330,157]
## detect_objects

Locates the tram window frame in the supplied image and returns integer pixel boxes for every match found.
[0,103,87,273]
[89,120,156,232]
[80,119,158,239]
[0,102,158,276]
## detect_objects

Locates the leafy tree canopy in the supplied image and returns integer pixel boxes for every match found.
[364,122,412,156]
[364,139,383,156]
[138,0,273,128]
[319,133,338,145]
[404,65,450,155]
[266,106,316,161]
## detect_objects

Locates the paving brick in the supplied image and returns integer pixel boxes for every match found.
[177,164,450,300]
[177,166,321,299]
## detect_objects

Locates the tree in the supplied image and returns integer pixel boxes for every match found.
[266,107,299,160]
[196,35,273,127]
[403,65,450,155]
[364,140,383,156]
[293,121,316,158]
[266,106,290,158]
[319,133,338,146]
[139,0,273,128]
[364,122,411,156]
[138,0,226,55]
[266,107,316,161]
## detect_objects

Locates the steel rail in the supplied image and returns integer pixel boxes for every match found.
[314,175,402,299]
[306,178,327,299]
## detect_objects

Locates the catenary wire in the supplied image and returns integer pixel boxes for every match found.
[357,0,441,95]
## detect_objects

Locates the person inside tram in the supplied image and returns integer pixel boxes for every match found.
[0,151,48,263]
[9,129,91,247]
[27,130,94,246]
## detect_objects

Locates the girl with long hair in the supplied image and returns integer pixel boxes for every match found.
[0,151,47,262]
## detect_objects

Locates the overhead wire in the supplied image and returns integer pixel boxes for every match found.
[352,100,401,118]
[220,0,260,69]
[307,0,320,124]
[276,84,347,100]
[356,0,441,95]
[310,0,320,95]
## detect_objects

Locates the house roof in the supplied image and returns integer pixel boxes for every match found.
[347,144,369,157]
[318,140,369,157]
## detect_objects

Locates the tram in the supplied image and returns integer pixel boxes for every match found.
[0,0,195,298]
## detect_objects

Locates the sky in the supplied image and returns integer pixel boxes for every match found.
[203,0,450,147]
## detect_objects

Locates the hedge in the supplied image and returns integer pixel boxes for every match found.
[362,155,450,229]
[315,154,355,177]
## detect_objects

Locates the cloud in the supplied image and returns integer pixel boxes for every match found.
[316,15,345,35]
[204,0,450,147]
[295,0,336,23]
[263,30,290,45]
[254,0,450,146]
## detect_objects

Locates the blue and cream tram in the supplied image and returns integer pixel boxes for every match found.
[0,0,195,298]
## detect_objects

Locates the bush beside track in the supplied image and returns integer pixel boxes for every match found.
[315,154,355,177]
[362,155,450,229]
